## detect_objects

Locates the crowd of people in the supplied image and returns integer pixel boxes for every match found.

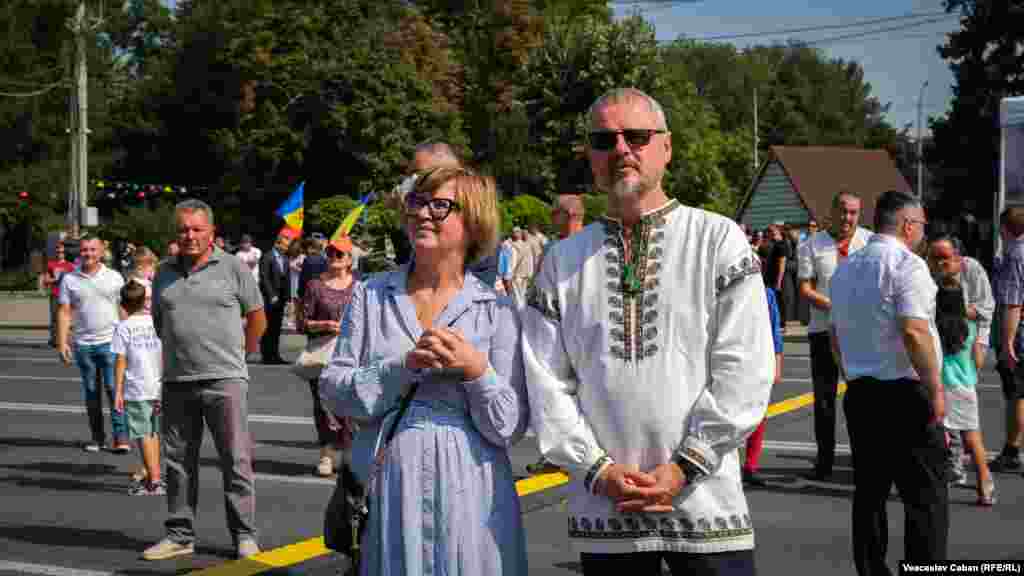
[37,86,1024,575]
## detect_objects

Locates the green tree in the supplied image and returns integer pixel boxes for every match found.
[500,194,550,233]
[928,0,1023,227]
[519,15,663,197]
[110,0,464,241]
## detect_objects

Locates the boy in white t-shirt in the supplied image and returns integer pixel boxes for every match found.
[113,281,164,496]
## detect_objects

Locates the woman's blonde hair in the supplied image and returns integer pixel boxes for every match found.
[408,167,500,267]
[133,246,157,268]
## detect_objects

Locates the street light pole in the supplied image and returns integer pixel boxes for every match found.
[916,80,929,200]
[753,87,759,173]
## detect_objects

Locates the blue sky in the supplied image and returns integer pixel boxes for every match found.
[164,0,957,132]
[613,0,959,133]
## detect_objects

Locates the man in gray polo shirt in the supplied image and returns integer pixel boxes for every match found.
[143,200,267,561]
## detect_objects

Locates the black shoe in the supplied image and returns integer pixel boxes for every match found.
[990,452,1021,472]
[525,457,562,475]
[742,469,768,487]
[262,358,288,365]
[804,468,830,481]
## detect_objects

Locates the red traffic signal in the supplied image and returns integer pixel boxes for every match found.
[18,191,28,200]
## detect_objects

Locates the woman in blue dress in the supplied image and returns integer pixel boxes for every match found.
[320,167,529,575]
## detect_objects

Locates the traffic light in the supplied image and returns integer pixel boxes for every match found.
[17,191,29,205]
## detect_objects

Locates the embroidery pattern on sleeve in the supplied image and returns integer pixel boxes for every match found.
[715,251,761,294]
[526,283,561,323]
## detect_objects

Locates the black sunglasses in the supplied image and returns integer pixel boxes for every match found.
[404,195,462,222]
[326,249,348,259]
[589,129,666,151]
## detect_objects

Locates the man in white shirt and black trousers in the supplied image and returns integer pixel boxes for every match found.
[829,190,947,575]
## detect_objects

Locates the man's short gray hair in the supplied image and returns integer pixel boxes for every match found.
[874,190,921,232]
[587,88,668,132]
[414,140,461,167]
[175,199,215,227]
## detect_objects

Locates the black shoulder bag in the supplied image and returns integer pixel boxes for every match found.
[324,381,420,573]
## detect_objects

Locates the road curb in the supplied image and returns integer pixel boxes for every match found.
[0,324,48,331]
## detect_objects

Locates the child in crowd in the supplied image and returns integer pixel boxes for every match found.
[742,285,784,486]
[113,281,164,496]
[130,246,158,315]
[935,281,995,506]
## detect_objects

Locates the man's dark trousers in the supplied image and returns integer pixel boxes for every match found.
[809,330,840,475]
[844,377,949,576]
[260,300,285,362]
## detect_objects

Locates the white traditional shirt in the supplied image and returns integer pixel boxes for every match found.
[522,200,775,554]
[797,227,873,334]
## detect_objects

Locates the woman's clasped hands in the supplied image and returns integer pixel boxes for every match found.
[405,327,488,381]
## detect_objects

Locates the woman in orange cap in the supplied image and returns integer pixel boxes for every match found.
[302,235,357,476]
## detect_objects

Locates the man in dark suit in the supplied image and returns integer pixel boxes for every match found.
[259,229,295,364]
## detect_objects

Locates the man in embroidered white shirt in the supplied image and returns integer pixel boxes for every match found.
[797,191,873,480]
[522,88,774,575]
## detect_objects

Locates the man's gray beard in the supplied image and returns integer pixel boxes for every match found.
[610,179,643,205]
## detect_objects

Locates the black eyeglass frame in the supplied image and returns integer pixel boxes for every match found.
[588,129,667,151]
[403,195,462,222]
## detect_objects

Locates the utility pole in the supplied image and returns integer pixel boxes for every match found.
[753,87,759,173]
[67,0,91,238]
[916,80,929,200]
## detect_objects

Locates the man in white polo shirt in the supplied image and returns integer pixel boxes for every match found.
[797,191,872,480]
[830,190,947,574]
[57,235,128,453]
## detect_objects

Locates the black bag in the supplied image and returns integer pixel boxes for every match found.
[323,458,368,571]
[323,382,420,573]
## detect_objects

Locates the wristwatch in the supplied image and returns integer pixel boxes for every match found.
[671,451,708,484]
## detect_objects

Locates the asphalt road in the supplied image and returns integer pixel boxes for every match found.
[0,335,1021,576]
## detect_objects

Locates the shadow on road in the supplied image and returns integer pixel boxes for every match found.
[0,460,119,476]
[254,438,320,450]
[0,522,154,552]
[199,456,316,479]
[0,473,129,494]
[0,436,88,450]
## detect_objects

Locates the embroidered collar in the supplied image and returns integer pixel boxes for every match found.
[598,199,679,230]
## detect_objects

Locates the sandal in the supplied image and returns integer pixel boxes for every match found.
[977,479,996,507]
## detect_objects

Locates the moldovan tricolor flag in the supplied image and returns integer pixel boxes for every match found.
[276,182,304,233]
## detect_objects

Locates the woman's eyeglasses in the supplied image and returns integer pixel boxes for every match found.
[588,129,666,151]
[326,250,348,260]
[404,196,461,222]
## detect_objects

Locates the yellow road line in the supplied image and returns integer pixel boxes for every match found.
[188,382,840,575]
[188,537,329,576]
[515,471,571,496]
[766,382,847,418]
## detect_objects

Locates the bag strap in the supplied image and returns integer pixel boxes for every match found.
[381,380,420,447]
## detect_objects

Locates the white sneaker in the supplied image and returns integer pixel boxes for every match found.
[237,538,260,559]
[317,456,334,477]
[142,538,194,561]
